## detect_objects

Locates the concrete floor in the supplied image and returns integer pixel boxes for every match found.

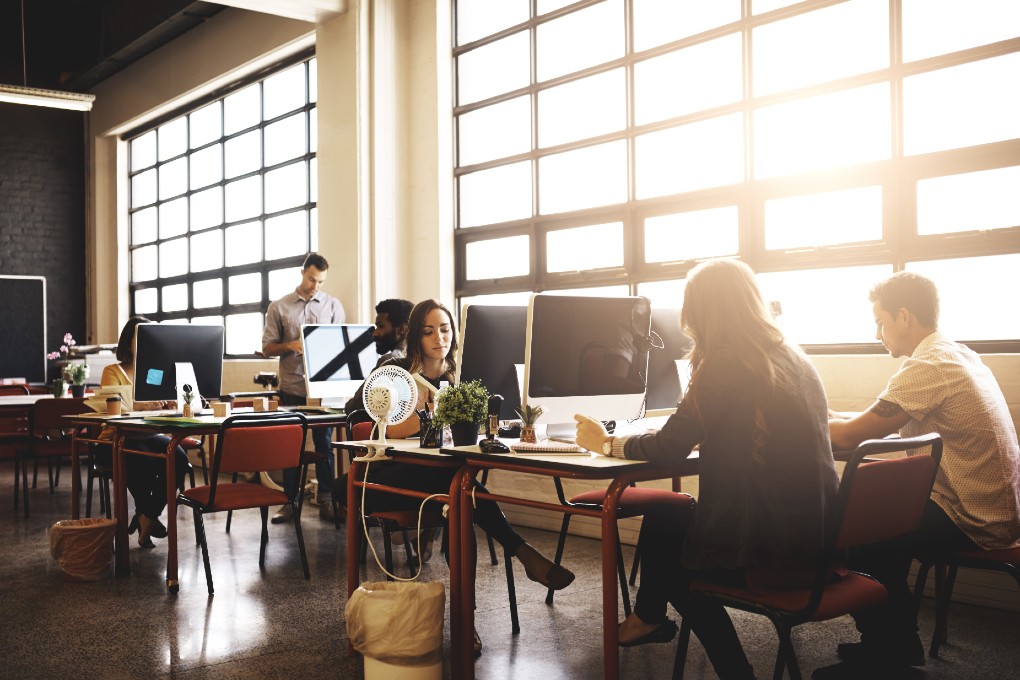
[2,463,1019,680]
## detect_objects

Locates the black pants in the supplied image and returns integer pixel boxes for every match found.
[848,499,979,649]
[334,462,526,557]
[634,503,756,680]
[96,436,189,520]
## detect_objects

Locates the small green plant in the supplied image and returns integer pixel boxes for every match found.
[514,404,543,426]
[433,379,489,426]
[62,362,90,386]
[182,384,195,405]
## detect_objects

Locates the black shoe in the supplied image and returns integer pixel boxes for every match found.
[619,619,678,648]
[836,639,925,667]
[147,516,168,539]
[812,660,925,680]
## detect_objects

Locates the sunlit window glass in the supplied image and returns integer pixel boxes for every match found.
[158,118,187,162]
[265,162,307,214]
[264,113,306,166]
[190,186,223,232]
[917,166,1020,236]
[633,0,740,52]
[134,288,158,315]
[539,69,625,148]
[189,101,221,148]
[539,141,627,215]
[458,32,530,106]
[460,292,532,307]
[268,267,300,301]
[159,238,188,278]
[457,0,528,45]
[193,279,223,309]
[265,211,308,260]
[262,63,305,121]
[536,0,623,82]
[764,186,883,250]
[190,144,222,190]
[132,207,157,245]
[644,207,739,263]
[224,84,260,135]
[225,176,263,223]
[637,279,687,310]
[753,0,801,14]
[459,161,532,228]
[131,169,157,209]
[228,273,262,305]
[132,246,157,282]
[547,222,624,273]
[161,283,188,313]
[225,221,263,266]
[903,0,1020,63]
[190,229,224,272]
[131,130,156,170]
[635,113,744,198]
[225,313,264,355]
[465,235,531,280]
[158,157,188,200]
[225,130,261,179]
[458,96,530,166]
[158,198,188,240]
[547,285,630,297]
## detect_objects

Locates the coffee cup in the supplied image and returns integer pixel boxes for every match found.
[106,396,122,416]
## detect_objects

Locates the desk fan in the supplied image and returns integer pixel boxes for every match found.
[356,365,418,460]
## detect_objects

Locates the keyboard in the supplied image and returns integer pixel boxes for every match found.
[511,440,589,455]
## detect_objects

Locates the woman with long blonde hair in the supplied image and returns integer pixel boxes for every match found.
[576,259,839,679]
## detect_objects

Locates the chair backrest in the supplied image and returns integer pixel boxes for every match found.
[211,413,307,477]
[352,421,373,441]
[30,397,93,432]
[0,384,30,396]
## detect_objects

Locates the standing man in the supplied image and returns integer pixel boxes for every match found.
[344,298,414,415]
[262,253,345,523]
[815,272,1020,679]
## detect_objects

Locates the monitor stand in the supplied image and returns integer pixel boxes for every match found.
[545,422,576,443]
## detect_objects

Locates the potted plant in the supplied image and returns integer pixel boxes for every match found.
[47,332,80,398]
[433,379,489,446]
[515,404,543,444]
[63,362,90,398]
[181,384,196,417]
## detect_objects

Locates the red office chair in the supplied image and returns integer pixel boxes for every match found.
[178,413,309,595]
[913,547,1020,658]
[0,385,31,458]
[671,433,943,680]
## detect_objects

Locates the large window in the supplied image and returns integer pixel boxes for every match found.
[453,0,1020,348]
[127,55,317,356]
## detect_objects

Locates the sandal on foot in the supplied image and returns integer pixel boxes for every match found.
[524,561,575,591]
[619,619,678,648]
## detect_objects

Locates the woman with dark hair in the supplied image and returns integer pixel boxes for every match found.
[96,316,191,548]
[576,259,839,680]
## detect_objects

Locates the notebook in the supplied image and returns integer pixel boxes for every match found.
[511,440,589,455]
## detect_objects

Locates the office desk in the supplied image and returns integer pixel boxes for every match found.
[69,411,346,594]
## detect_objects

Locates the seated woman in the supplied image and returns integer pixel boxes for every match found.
[575,259,839,680]
[95,316,191,548]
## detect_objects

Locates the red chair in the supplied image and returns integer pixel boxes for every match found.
[914,547,1020,658]
[0,385,31,458]
[672,433,943,680]
[178,413,309,595]
[14,397,93,518]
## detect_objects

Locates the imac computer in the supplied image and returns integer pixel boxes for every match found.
[522,294,653,439]
[645,308,693,414]
[456,305,527,421]
[133,323,224,407]
[301,324,378,406]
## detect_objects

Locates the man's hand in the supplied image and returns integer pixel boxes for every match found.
[574,414,609,455]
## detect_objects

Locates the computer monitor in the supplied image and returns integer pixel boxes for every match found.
[133,324,224,405]
[522,294,652,437]
[456,305,527,421]
[645,308,694,414]
[301,324,378,404]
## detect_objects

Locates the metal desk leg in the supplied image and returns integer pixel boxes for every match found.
[347,459,364,654]
[113,433,130,576]
[602,480,628,680]
[70,429,81,519]
[166,435,181,594]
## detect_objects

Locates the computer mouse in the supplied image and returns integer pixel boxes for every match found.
[479,438,511,454]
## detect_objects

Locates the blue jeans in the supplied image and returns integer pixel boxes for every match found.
[279,391,334,503]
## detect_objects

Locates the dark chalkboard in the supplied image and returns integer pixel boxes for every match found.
[0,276,46,383]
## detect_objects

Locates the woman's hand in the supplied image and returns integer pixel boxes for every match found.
[574,414,609,455]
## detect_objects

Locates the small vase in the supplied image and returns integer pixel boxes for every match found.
[520,425,537,444]
[51,379,67,398]
[450,421,480,447]
[70,384,86,398]
[182,404,194,417]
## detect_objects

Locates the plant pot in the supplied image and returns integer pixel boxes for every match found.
[449,421,480,447]
[51,379,67,398]
[70,384,86,398]
[520,425,537,444]
[182,404,194,417]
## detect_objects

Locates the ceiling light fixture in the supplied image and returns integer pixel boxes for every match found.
[0,0,95,112]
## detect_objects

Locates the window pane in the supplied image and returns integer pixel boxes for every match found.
[753,0,888,97]
[191,314,224,327]
[635,34,742,125]
[225,221,262,266]
[637,279,687,309]
[757,265,894,345]
[132,207,157,245]
[190,230,224,272]
[537,0,624,82]
[633,0,740,52]
[268,267,299,300]
[162,283,188,312]
[193,279,223,309]
[224,130,261,179]
[131,169,157,209]
[917,166,1020,235]
[754,83,891,178]
[764,186,883,250]
[134,287,158,315]
[264,113,306,166]
[459,161,532,227]
[158,117,187,162]
[547,222,623,272]
[539,140,627,214]
[225,312,264,355]
[753,0,801,13]
[190,186,223,231]
[903,52,1020,156]
[263,63,306,120]
[459,96,531,166]
[190,144,222,190]
[159,238,188,278]
[228,273,262,305]
[460,292,532,307]
[635,113,744,198]
[903,0,1020,63]
[645,206,739,263]
[131,130,156,170]
[189,101,221,148]
[158,197,188,239]
[225,176,262,223]
[308,58,317,103]
[158,157,188,200]
[310,207,318,251]
[547,285,630,297]
[457,0,529,45]
[907,255,1020,341]
[465,235,530,280]
[458,31,530,106]
[265,161,308,214]
[265,211,308,260]
[224,83,260,135]
[132,246,158,283]
[539,69,625,148]
[309,111,317,153]
[310,157,317,204]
